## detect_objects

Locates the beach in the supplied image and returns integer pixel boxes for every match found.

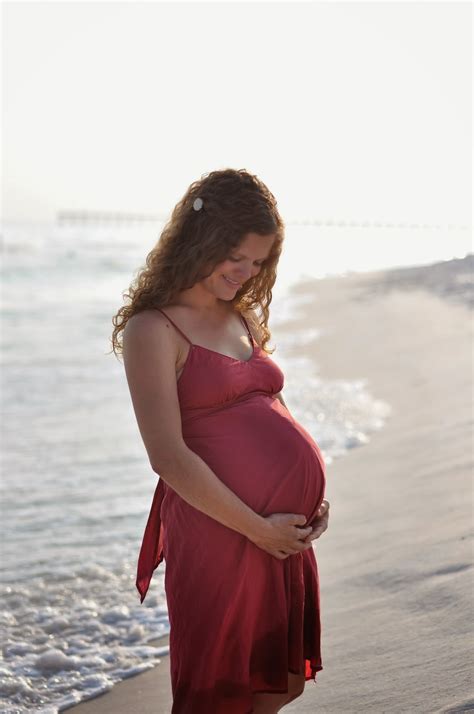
[70,255,473,714]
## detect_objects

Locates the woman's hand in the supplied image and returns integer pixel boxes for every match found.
[247,513,315,560]
[302,499,330,543]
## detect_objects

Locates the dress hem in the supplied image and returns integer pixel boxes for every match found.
[246,664,323,713]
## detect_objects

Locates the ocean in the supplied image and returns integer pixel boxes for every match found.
[0,220,469,712]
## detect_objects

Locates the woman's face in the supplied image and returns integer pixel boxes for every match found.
[208,232,276,298]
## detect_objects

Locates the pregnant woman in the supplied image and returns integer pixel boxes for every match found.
[111,168,330,713]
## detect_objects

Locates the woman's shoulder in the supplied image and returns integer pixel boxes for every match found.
[123,307,178,347]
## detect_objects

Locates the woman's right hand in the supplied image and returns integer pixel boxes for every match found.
[247,513,314,559]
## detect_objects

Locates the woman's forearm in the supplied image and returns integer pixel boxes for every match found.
[154,444,266,540]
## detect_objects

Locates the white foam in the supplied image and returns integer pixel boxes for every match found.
[0,566,169,712]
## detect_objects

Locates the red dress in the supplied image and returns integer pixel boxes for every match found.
[136,309,326,713]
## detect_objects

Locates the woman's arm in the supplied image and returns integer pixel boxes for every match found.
[123,311,267,541]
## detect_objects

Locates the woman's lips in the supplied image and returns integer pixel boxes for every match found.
[222,275,241,287]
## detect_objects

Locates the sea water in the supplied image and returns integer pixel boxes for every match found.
[0,220,468,712]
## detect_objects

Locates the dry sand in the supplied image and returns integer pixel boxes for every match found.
[70,256,473,713]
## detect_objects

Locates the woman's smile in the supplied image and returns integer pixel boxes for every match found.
[222,275,242,288]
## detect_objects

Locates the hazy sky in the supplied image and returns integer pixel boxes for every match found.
[2,1,472,225]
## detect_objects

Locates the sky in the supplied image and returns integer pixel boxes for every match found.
[2,1,472,227]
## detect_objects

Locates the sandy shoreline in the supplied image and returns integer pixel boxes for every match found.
[70,256,473,713]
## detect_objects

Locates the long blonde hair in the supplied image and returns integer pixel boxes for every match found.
[110,168,285,358]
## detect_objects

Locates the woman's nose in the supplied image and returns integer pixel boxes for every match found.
[234,270,251,283]
[242,266,257,280]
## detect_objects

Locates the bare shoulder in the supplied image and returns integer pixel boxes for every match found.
[122,308,186,383]
[123,308,178,353]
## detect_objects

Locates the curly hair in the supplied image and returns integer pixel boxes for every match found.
[109,168,285,358]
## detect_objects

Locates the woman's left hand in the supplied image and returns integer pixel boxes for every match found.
[303,499,330,542]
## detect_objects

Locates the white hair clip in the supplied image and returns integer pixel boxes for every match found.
[193,197,204,211]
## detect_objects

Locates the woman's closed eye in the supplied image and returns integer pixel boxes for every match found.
[229,257,265,266]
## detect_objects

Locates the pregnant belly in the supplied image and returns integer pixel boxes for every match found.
[183,394,326,527]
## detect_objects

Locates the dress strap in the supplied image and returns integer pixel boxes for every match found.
[155,308,193,345]
[239,313,254,346]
